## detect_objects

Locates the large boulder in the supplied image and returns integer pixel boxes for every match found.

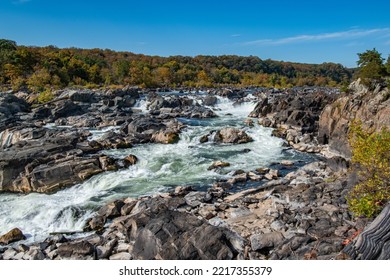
[127,116,166,134]
[106,86,140,99]
[203,95,218,106]
[151,131,180,144]
[0,228,26,245]
[52,100,83,118]
[68,90,96,103]
[25,156,104,193]
[0,151,105,193]
[214,127,253,144]
[116,201,236,259]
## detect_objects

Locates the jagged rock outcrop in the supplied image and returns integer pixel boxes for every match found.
[318,79,390,157]
[249,91,336,133]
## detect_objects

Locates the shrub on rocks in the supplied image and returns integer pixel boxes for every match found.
[347,122,390,217]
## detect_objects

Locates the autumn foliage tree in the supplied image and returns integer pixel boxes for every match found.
[0,38,353,93]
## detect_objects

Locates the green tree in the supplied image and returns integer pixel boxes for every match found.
[386,55,390,76]
[0,39,16,50]
[113,60,130,83]
[0,39,17,84]
[88,64,103,85]
[357,48,386,85]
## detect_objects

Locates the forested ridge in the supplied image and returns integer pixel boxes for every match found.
[0,39,353,92]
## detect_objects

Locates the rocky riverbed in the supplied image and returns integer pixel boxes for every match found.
[0,81,389,260]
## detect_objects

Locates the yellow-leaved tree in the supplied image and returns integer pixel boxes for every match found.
[347,121,390,217]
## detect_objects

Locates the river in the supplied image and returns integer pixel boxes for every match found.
[0,94,314,243]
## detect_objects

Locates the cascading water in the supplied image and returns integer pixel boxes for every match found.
[0,95,312,244]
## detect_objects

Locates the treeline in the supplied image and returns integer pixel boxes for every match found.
[0,39,353,92]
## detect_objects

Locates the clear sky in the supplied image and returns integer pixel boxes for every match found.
[1,0,389,67]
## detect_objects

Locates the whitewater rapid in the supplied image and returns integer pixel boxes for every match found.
[0,95,307,243]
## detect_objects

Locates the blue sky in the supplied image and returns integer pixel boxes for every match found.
[1,0,389,67]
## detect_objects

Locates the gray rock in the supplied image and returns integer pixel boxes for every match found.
[271,220,286,232]
[46,249,58,260]
[229,207,252,219]
[28,249,46,260]
[2,248,17,260]
[250,232,284,251]
[109,252,132,260]
[96,239,117,259]
[203,95,218,106]
[13,252,25,260]
[184,192,207,207]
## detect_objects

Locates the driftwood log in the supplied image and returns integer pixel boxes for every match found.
[343,203,390,259]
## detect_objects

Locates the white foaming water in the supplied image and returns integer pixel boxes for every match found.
[87,126,121,141]
[0,95,287,243]
[133,98,148,112]
[214,96,257,118]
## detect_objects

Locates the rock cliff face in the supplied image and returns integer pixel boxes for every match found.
[318,79,390,158]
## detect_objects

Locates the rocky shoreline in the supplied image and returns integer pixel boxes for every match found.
[0,81,389,260]
[0,159,373,260]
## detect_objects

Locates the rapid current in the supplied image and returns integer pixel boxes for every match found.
[0,93,314,243]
